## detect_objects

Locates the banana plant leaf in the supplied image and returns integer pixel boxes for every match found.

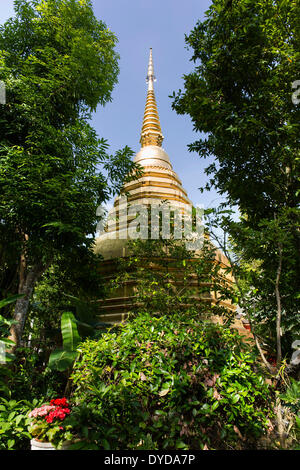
[48,312,81,371]
[48,349,78,372]
[61,312,81,352]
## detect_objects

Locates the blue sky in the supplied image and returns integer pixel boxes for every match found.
[0,0,226,210]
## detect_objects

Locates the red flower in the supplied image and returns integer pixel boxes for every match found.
[49,398,69,408]
[45,412,55,424]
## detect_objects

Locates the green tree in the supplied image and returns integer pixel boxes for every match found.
[172,0,300,368]
[204,206,300,371]
[0,0,137,348]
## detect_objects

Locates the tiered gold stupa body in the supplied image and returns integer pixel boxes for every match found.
[94,49,237,326]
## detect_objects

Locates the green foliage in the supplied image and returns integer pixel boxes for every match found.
[229,211,300,352]
[173,0,299,218]
[47,300,110,373]
[0,295,65,405]
[280,379,300,416]
[48,350,78,374]
[0,0,133,261]
[1,347,67,402]
[71,312,273,450]
[0,0,138,345]
[0,295,24,383]
[204,206,300,360]
[172,0,300,364]
[0,397,34,450]
[24,249,107,356]
[48,312,81,372]
[0,295,23,357]
[0,295,23,311]
[59,312,81,353]
[280,379,300,449]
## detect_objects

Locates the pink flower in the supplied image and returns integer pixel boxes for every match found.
[28,405,55,418]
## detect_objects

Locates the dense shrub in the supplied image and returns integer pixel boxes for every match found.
[0,398,36,450]
[71,312,273,450]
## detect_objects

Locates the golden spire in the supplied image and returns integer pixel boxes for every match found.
[140,48,164,148]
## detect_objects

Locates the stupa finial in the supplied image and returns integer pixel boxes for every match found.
[140,48,164,147]
[146,48,156,91]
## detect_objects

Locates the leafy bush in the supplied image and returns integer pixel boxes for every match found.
[71,312,273,450]
[0,398,35,450]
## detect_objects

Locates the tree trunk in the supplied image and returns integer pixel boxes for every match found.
[275,243,283,368]
[10,263,45,350]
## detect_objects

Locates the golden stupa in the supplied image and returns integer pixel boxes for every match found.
[94,49,238,326]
